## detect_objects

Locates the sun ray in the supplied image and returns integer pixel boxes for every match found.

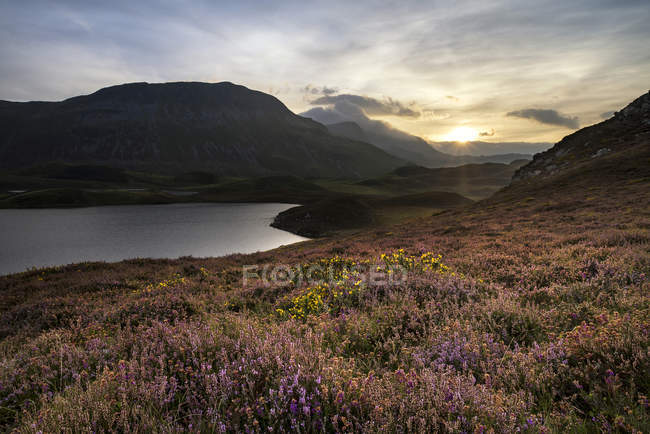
[444,127,479,143]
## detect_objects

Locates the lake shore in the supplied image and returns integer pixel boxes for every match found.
[0,202,307,276]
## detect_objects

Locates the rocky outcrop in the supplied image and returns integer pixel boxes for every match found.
[513,91,650,182]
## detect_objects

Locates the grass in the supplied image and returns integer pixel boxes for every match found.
[0,188,180,208]
[271,192,473,237]
[0,164,496,236]
[0,143,648,432]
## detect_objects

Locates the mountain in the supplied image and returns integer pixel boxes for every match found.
[431,140,551,157]
[302,107,462,166]
[326,121,366,142]
[513,90,650,183]
[306,110,531,167]
[0,82,405,178]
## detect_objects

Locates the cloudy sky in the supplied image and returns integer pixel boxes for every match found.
[1,0,648,146]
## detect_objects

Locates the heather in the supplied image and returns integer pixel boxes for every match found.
[0,173,649,432]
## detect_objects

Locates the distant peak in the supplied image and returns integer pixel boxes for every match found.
[614,90,650,121]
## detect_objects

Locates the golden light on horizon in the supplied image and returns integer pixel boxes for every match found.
[444,126,479,143]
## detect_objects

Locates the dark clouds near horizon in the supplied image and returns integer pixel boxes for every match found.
[479,129,495,137]
[303,85,338,96]
[311,94,421,118]
[506,109,580,129]
[302,96,426,145]
[302,95,553,157]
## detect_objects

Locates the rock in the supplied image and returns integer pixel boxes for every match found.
[591,148,611,158]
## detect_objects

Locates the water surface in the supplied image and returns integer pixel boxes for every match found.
[0,203,307,276]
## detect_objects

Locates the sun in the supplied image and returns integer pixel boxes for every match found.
[444,126,479,143]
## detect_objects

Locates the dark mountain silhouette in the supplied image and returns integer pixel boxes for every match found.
[0,82,404,178]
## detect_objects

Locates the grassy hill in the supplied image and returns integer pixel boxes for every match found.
[355,160,529,200]
[0,95,648,431]
[271,192,473,237]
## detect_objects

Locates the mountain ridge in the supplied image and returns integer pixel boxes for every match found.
[0,81,404,178]
[513,90,650,182]
[304,109,539,166]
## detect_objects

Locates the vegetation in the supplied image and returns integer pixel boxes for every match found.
[1,92,648,432]
[0,139,648,432]
[0,161,527,235]
[271,192,472,237]
[0,188,179,208]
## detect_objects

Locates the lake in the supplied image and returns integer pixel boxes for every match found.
[0,203,308,276]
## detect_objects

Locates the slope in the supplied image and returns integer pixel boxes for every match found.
[0,82,404,178]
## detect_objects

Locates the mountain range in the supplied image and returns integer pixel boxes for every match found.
[301,107,542,167]
[0,82,404,178]
[0,82,542,179]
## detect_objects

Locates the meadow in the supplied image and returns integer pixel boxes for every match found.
[0,161,648,432]
[0,162,523,237]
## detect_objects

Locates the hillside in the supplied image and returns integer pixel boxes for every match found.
[514,90,650,182]
[313,115,533,167]
[326,121,366,142]
[271,191,474,237]
[0,93,648,432]
[0,82,404,178]
[357,159,529,200]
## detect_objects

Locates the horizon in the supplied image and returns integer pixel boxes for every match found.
[0,79,559,156]
[1,0,648,151]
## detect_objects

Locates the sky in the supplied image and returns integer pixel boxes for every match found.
[1,0,649,147]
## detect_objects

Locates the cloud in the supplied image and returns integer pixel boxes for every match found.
[600,111,615,119]
[321,86,338,95]
[311,94,421,118]
[0,0,648,144]
[303,100,554,157]
[446,95,459,102]
[302,84,339,96]
[479,128,495,137]
[300,106,348,125]
[506,108,579,129]
[421,108,450,120]
[302,100,422,143]
[303,85,320,95]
